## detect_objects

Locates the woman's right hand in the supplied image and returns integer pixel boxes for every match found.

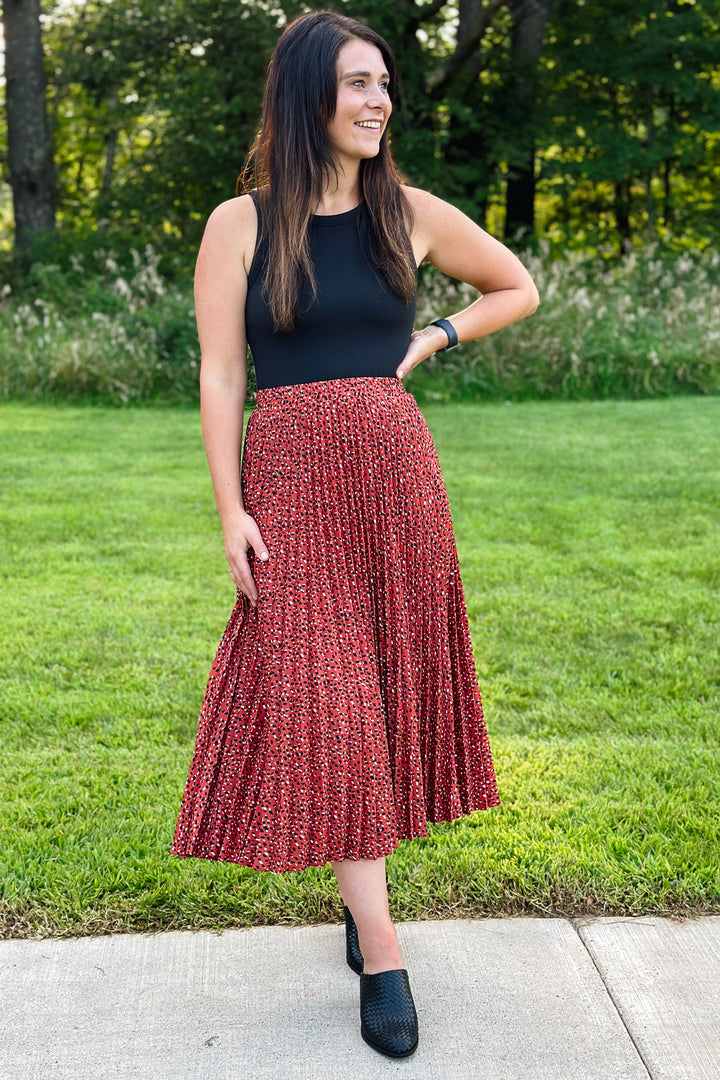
[224,512,270,609]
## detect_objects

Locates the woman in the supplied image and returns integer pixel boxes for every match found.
[171,9,538,1060]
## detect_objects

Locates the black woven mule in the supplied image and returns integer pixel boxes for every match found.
[343,906,364,975]
[359,968,419,1059]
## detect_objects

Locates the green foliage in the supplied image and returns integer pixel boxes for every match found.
[0,242,200,403]
[1,399,718,936]
[3,0,717,257]
[413,241,720,401]
[38,0,305,245]
[541,0,720,249]
[2,241,719,404]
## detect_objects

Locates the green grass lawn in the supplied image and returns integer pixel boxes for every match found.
[1,397,719,939]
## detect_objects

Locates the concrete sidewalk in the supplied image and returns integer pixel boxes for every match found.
[2,916,719,1080]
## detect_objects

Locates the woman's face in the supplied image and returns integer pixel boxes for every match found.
[325,37,392,169]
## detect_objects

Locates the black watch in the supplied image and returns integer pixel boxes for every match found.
[430,318,459,352]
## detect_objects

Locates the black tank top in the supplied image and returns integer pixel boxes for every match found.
[245,192,417,390]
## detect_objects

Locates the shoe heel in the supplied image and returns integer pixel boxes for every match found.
[343,905,364,975]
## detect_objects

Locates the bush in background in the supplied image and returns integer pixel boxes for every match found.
[0,244,198,405]
[1,241,719,405]
[413,241,720,403]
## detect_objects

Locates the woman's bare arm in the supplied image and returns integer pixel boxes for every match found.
[194,194,269,606]
[398,186,540,377]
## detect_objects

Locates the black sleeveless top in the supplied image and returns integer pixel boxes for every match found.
[245,192,417,390]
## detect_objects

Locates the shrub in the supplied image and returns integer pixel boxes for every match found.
[0,246,199,404]
[412,241,720,402]
[1,240,719,404]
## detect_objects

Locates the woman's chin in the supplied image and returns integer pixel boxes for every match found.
[357,141,381,160]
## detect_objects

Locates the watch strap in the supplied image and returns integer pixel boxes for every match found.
[430,318,459,352]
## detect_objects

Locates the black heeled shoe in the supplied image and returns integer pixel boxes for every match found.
[343,905,364,975]
[360,968,419,1059]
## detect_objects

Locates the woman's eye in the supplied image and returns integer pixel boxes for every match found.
[349,79,389,91]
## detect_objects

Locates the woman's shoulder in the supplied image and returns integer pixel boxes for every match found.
[399,185,455,238]
[398,185,450,261]
[201,194,259,274]
[399,184,445,218]
[204,192,258,234]
[400,184,433,207]
[400,184,470,225]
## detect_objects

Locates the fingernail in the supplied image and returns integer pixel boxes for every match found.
[260,552,269,561]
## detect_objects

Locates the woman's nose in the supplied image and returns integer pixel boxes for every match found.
[367,83,388,108]
[369,82,390,105]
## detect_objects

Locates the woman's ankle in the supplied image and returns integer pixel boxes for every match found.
[357,924,404,974]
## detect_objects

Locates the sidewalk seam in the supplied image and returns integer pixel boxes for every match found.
[571,918,655,1080]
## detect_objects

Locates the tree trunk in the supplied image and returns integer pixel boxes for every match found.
[504,0,557,242]
[427,0,508,95]
[433,0,502,225]
[644,83,655,241]
[645,167,655,241]
[2,0,56,250]
[662,159,673,229]
[613,178,633,254]
[505,146,536,241]
[99,95,120,208]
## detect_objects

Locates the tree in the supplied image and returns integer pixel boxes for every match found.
[3,0,718,257]
[42,0,296,246]
[504,0,560,241]
[2,0,56,249]
[543,0,720,251]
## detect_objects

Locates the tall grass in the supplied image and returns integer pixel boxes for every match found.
[0,246,199,404]
[1,241,719,403]
[414,241,720,401]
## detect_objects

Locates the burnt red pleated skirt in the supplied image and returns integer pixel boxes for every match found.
[170,376,500,873]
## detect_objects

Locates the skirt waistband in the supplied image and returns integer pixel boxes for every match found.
[255,375,409,407]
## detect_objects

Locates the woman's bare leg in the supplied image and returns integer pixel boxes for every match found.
[329,857,404,974]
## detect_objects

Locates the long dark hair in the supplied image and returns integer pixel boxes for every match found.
[237,10,416,333]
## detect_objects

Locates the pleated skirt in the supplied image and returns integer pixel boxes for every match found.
[170,376,500,873]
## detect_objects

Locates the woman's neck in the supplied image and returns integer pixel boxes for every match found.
[315,166,361,215]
